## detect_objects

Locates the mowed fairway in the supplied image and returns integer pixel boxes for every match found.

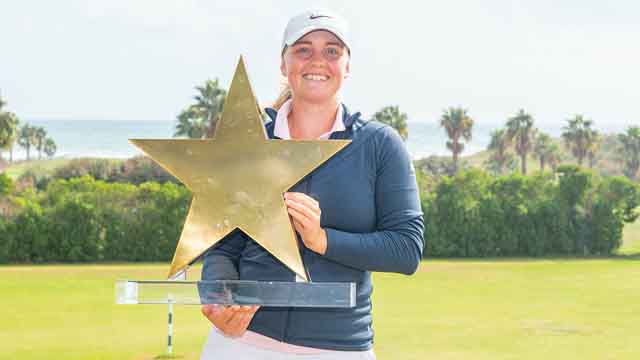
[619,216,640,255]
[1,256,638,359]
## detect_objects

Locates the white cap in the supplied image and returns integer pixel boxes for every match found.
[282,9,350,54]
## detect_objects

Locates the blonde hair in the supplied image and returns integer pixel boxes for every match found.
[272,76,292,110]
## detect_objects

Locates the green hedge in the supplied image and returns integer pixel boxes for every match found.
[0,176,190,263]
[422,165,640,257]
[1,165,638,263]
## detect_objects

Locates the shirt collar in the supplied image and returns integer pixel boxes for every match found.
[273,99,346,140]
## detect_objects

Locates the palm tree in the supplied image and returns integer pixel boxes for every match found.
[547,144,562,171]
[372,105,408,141]
[486,128,515,174]
[34,126,47,160]
[0,93,20,163]
[174,79,227,139]
[618,126,640,180]
[8,117,19,163]
[586,131,601,168]
[43,137,57,159]
[561,115,597,166]
[439,107,474,172]
[175,106,207,139]
[505,109,536,174]
[0,111,19,162]
[18,124,37,161]
[533,132,557,171]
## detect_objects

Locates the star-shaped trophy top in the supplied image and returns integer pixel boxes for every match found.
[130,57,350,281]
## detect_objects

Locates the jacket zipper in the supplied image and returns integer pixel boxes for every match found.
[283,173,313,343]
[281,125,348,343]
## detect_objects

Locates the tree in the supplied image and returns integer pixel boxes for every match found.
[18,124,37,161]
[505,109,536,174]
[0,93,20,163]
[0,111,19,162]
[175,106,209,139]
[532,132,562,172]
[174,79,227,139]
[586,131,602,169]
[34,126,47,160]
[618,126,640,179]
[439,107,473,172]
[546,143,562,171]
[372,105,408,141]
[485,129,516,174]
[533,133,550,171]
[43,137,57,159]
[562,115,598,167]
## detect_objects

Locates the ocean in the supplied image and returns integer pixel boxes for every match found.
[5,119,521,161]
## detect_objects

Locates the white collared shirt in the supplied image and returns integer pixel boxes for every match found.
[273,99,346,140]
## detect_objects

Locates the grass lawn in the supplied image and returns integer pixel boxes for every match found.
[2,158,71,178]
[1,258,639,359]
[2,157,124,179]
[619,217,640,255]
[1,159,638,358]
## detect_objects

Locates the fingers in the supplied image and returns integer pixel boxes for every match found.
[201,305,260,337]
[225,311,253,337]
[291,218,304,233]
[284,192,326,254]
[285,198,320,226]
[284,192,321,216]
[201,304,213,318]
[287,204,310,227]
[223,305,260,337]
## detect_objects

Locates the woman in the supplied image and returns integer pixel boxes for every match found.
[200,9,424,359]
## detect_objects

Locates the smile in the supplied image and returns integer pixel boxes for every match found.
[302,74,329,81]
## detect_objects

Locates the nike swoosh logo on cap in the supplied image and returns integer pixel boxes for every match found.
[309,14,332,20]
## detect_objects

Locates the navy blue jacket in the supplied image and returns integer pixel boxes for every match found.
[201,105,424,351]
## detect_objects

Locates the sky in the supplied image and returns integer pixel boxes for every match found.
[1,0,639,132]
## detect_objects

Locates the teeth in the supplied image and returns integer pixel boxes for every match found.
[303,74,328,81]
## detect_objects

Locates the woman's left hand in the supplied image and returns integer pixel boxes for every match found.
[284,192,327,255]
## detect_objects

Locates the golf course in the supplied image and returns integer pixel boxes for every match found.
[1,219,638,359]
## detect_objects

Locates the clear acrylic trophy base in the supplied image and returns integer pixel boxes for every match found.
[116,280,356,308]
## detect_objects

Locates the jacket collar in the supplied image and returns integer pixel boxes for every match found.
[264,103,361,130]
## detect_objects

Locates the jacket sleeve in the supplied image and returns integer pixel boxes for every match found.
[323,126,425,275]
[201,230,248,280]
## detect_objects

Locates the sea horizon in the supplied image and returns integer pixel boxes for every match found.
[2,118,631,162]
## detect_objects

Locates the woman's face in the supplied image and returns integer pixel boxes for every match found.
[281,30,350,104]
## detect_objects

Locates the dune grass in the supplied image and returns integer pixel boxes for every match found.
[2,158,70,178]
[1,257,638,360]
[2,157,124,179]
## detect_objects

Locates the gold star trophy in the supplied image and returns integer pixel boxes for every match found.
[116,57,356,309]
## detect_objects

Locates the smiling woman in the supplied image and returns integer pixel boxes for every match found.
[199,9,424,360]
[281,30,349,107]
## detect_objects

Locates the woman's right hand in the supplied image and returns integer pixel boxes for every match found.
[201,304,260,337]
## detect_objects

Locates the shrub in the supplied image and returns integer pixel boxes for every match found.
[1,165,637,263]
[0,172,13,196]
[52,158,120,181]
[117,156,177,184]
[423,167,634,257]
[18,168,52,191]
